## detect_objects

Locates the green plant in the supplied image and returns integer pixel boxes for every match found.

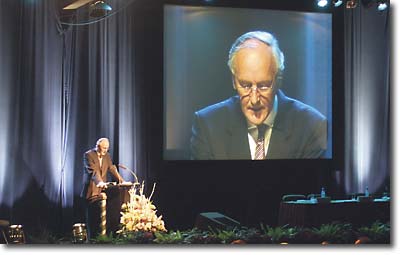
[260,224,298,243]
[22,221,391,244]
[153,230,183,244]
[91,233,116,244]
[208,228,240,244]
[180,228,205,244]
[312,223,354,244]
[235,227,266,244]
[180,228,219,244]
[357,221,390,244]
[116,231,155,244]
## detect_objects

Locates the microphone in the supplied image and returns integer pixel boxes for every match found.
[118,164,139,184]
[118,164,127,169]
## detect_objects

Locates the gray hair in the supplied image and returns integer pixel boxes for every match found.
[227,31,285,77]
[96,137,109,147]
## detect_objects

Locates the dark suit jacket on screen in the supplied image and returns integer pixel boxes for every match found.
[81,149,123,200]
[190,90,327,159]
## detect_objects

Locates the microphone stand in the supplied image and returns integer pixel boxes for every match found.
[117,164,140,186]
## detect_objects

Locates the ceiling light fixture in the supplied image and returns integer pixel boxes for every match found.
[317,0,329,8]
[377,0,388,11]
[333,0,344,7]
[89,0,112,18]
[346,0,358,8]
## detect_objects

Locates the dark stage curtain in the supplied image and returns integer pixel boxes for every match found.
[343,4,390,195]
[0,0,148,232]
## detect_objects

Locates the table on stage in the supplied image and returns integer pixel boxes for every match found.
[278,198,390,227]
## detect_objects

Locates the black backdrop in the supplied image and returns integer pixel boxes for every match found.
[132,0,344,229]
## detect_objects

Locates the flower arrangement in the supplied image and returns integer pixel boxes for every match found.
[118,181,167,233]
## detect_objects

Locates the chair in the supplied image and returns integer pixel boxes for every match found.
[0,219,10,244]
[282,194,306,202]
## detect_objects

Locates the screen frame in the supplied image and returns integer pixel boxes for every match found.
[131,0,346,229]
[144,0,344,179]
[161,0,344,169]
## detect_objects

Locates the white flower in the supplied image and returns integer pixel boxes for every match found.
[119,182,167,233]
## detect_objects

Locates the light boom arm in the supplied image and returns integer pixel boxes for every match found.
[63,0,94,10]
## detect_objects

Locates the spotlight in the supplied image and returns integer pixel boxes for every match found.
[333,0,343,7]
[377,1,388,11]
[72,223,87,244]
[89,0,112,18]
[8,225,25,244]
[317,0,329,8]
[346,0,358,8]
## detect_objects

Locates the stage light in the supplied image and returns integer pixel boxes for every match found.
[0,220,10,244]
[317,0,329,8]
[346,0,358,8]
[361,0,388,11]
[333,0,343,7]
[89,0,112,18]
[8,225,25,244]
[355,236,372,244]
[72,223,87,244]
[377,1,388,11]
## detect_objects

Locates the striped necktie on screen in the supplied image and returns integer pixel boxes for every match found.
[255,124,267,160]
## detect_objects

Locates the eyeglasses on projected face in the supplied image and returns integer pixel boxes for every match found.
[235,77,276,96]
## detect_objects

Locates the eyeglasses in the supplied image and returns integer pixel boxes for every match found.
[235,78,275,96]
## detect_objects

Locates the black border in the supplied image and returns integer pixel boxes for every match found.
[132,0,346,229]
[141,0,345,194]
[160,2,344,163]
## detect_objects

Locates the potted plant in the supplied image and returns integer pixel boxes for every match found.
[312,222,355,244]
[356,221,390,244]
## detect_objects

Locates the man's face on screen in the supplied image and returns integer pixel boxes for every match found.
[233,40,277,126]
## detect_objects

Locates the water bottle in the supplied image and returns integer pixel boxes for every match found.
[321,187,326,198]
[382,186,389,199]
[365,186,369,197]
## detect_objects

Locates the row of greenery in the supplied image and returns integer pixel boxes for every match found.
[94,221,390,244]
[28,221,388,244]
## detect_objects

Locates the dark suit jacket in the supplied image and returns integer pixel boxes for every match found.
[190,90,327,159]
[81,149,123,200]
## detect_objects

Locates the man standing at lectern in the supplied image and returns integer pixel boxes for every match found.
[81,137,124,239]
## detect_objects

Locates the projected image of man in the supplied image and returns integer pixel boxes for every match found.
[190,31,327,160]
